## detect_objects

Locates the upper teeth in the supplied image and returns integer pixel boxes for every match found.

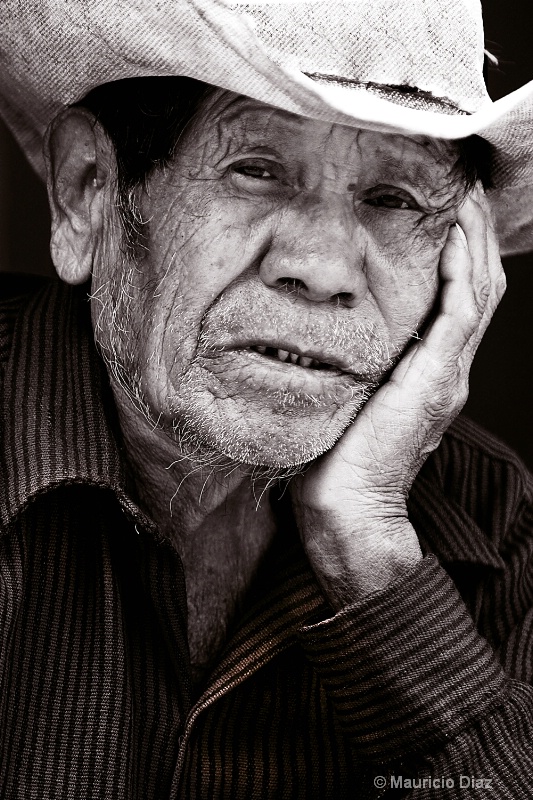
[252,345,324,369]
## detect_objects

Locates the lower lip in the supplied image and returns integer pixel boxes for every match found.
[248,347,344,374]
[202,347,360,390]
[242,346,343,371]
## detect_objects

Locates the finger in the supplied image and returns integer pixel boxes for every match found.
[474,190,507,309]
[457,188,505,346]
[456,190,490,317]
[388,194,501,401]
[430,222,480,349]
[389,223,477,387]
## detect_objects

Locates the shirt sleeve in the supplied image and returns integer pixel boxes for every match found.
[297,554,533,798]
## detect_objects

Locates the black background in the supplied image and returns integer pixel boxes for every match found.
[0,2,532,465]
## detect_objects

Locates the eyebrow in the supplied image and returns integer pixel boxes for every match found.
[219,131,434,172]
[372,155,446,188]
[214,99,462,193]
[218,97,306,129]
[231,144,285,159]
[215,101,307,148]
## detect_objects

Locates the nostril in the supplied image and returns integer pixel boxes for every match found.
[270,278,360,306]
[334,291,355,306]
[277,277,307,294]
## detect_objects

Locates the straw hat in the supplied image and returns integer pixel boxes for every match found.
[1,0,533,255]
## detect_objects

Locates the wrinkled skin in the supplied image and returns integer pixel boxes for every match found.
[92,92,475,472]
[47,90,505,638]
[292,192,505,602]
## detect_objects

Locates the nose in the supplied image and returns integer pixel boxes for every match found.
[258,195,368,307]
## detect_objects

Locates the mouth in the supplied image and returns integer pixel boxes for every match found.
[248,345,343,372]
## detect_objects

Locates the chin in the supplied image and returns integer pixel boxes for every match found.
[165,391,364,471]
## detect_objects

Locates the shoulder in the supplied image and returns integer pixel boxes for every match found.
[0,272,51,307]
[0,273,53,365]
[445,414,529,468]
[441,414,531,492]
[430,414,533,538]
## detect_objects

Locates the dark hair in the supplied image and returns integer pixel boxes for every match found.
[78,77,217,251]
[78,76,493,250]
[459,134,492,192]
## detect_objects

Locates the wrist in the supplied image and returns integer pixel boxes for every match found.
[297,507,423,609]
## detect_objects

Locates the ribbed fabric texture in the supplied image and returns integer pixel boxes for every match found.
[299,556,506,761]
[1,278,533,798]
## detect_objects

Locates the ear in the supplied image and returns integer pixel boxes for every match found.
[44,107,114,285]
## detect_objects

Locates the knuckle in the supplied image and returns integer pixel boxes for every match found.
[462,301,480,331]
[454,378,470,411]
[438,386,468,419]
[433,367,468,414]
[475,279,491,309]
[495,273,507,300]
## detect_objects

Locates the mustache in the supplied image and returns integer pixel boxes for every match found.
[195,281,395,380]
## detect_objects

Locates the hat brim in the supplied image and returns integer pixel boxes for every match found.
[1,0,533,255]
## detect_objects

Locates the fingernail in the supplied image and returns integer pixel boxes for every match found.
[455,223,468,246]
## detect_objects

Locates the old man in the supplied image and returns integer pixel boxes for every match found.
[0,0,532,797]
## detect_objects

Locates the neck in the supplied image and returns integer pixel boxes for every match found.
[114,391,278,683]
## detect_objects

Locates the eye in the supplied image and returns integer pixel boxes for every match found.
[362,186,420,211]
[230,160,279,181]
[366,194,411,210]
[227,158,291,197]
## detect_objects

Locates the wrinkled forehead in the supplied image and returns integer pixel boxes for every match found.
[194,90,463,186]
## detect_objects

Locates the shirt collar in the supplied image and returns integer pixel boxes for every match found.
[0,279,130,527]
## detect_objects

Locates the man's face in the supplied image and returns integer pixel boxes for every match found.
[93,90,468,468]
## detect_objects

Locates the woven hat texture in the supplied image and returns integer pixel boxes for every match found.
[232,0,487,111]
[1,0,533,254]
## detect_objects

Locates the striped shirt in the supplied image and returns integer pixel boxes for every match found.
[0,278,532,798]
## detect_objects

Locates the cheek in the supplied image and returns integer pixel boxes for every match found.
[150,185,270,288]
[137,195,268,390]
[364,218,448,345]
[359,205,452,253]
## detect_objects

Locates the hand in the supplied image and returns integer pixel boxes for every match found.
[291,187,506,607]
